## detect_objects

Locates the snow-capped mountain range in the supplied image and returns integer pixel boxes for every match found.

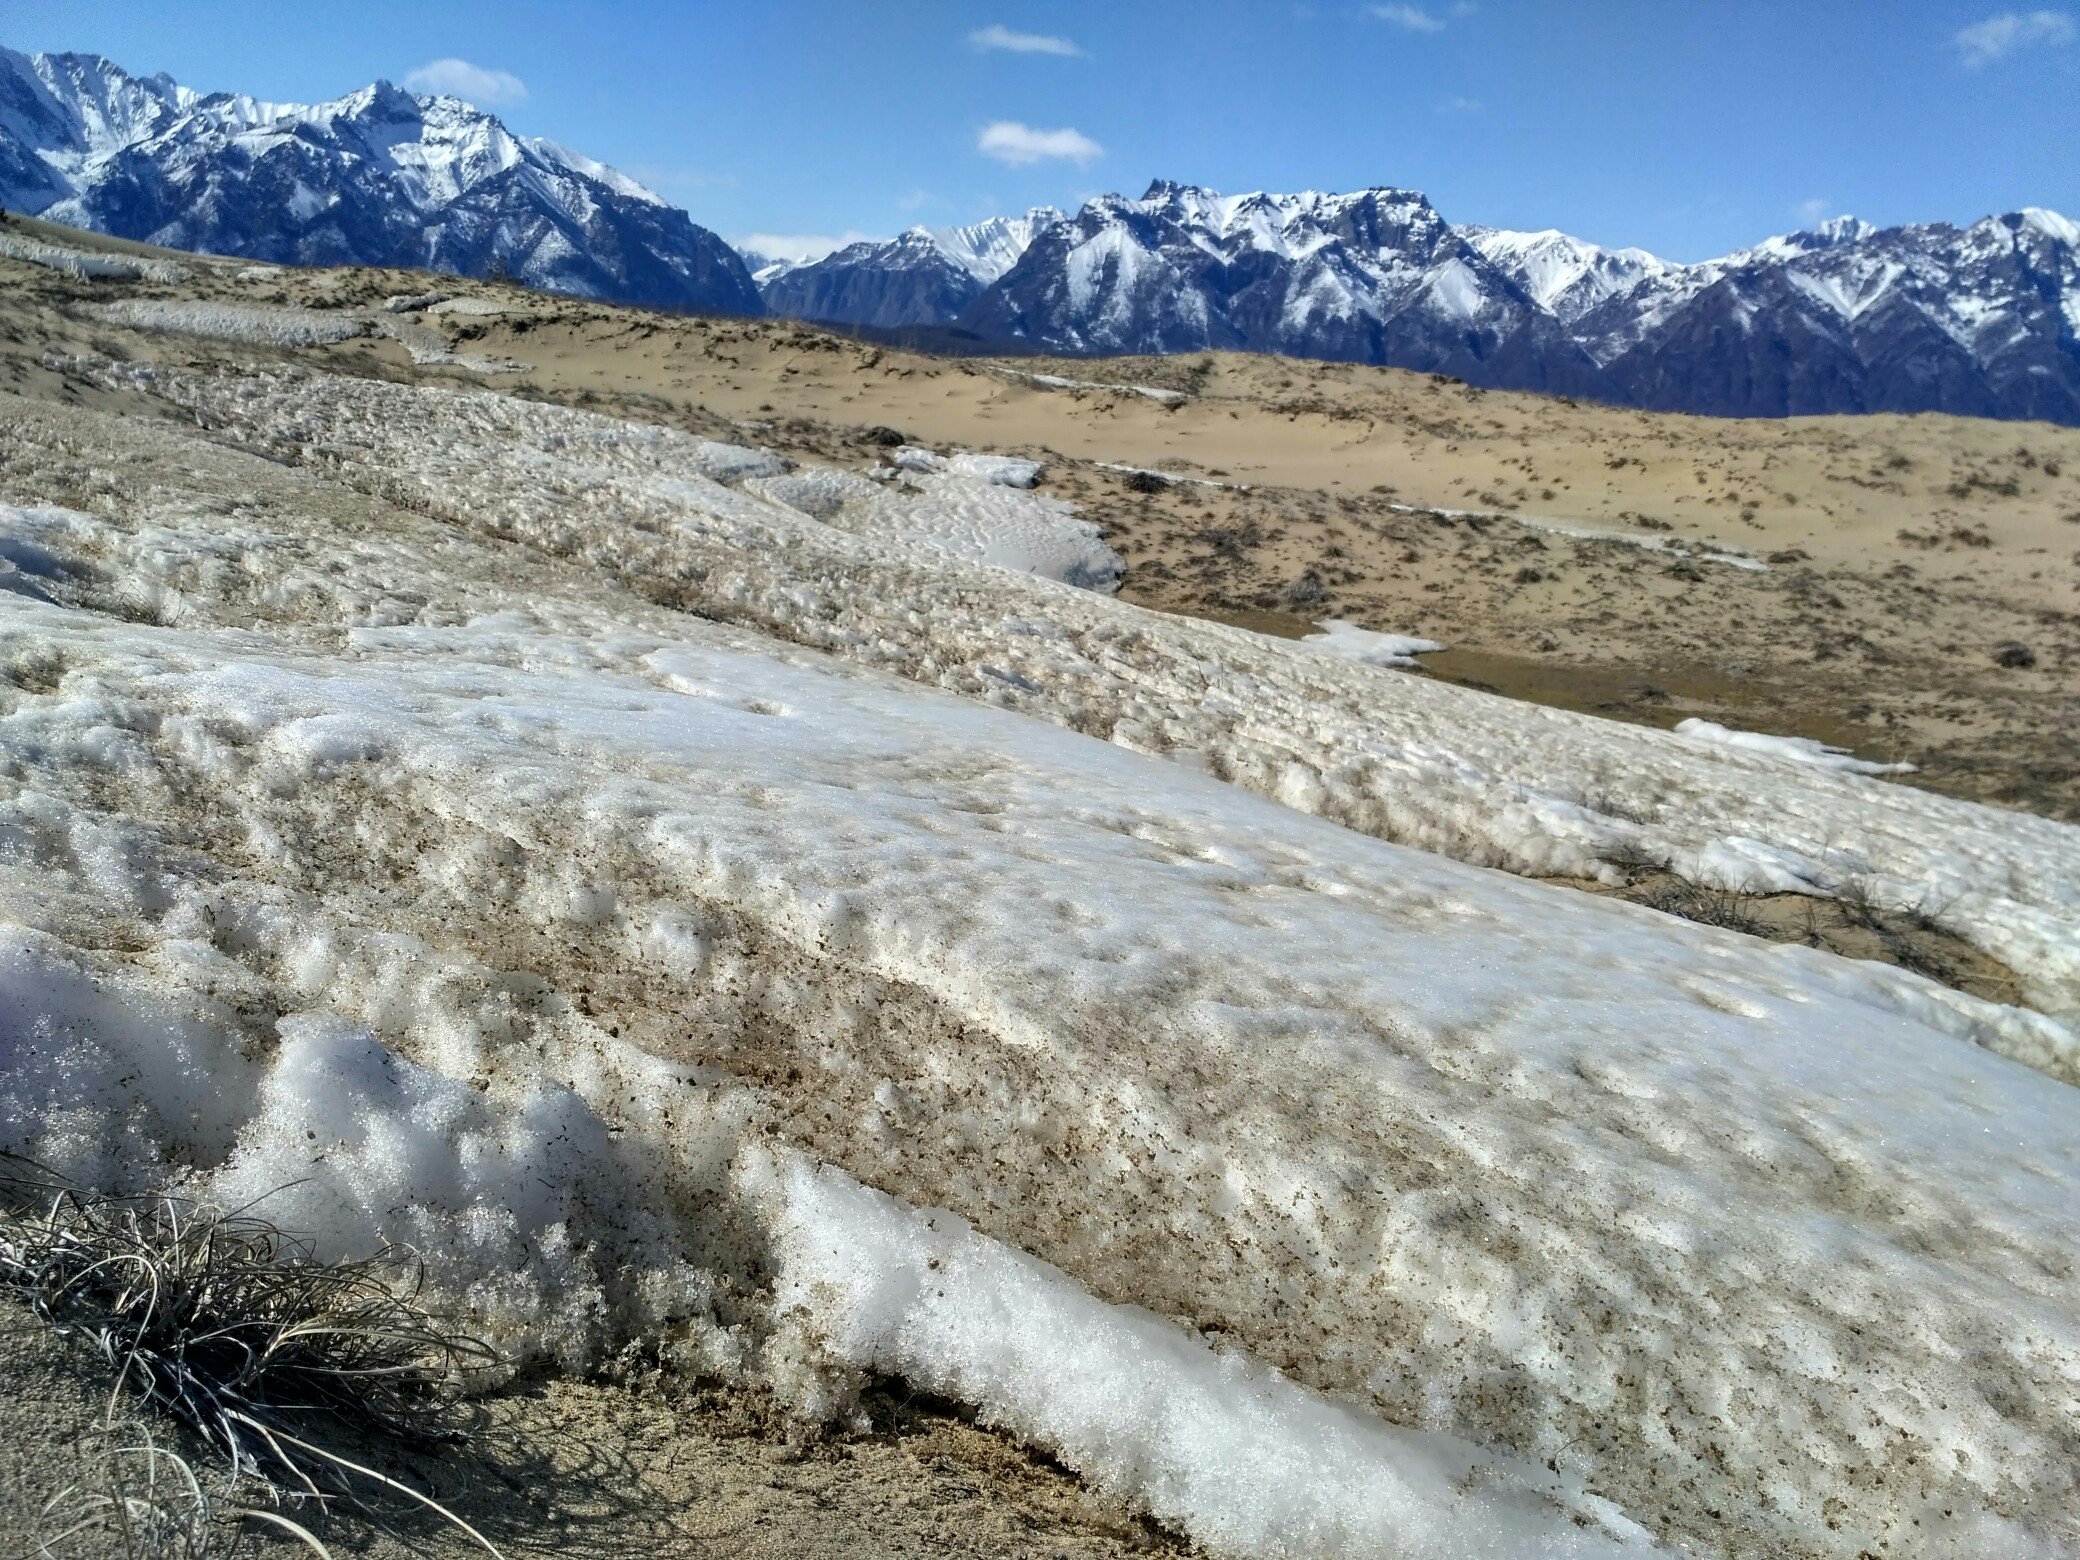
[0,49,759,314]
[786,182,2080,423]
[786,183,2071,424]
[4,48,2075,421]
[751,209,1064,331]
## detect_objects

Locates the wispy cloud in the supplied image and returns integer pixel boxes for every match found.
[734,231,879,264]
[1953,9,2074,64]
[402,58,527,106]
[978,121,1104,166]
[1796,197,1834,225]
[969,24,1083,56]
[1436,94,1482,113]
[1369,5,1446,32]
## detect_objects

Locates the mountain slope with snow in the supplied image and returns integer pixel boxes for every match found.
[758,207,1064,328]
[942,182,2080,422]
[0,49,761,314]
[957,181,1606,392]
[1572,208,2080,421]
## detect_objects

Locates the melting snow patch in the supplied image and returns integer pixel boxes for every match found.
[948,452,1043,488]
[0,458,2077,1558]
[47,361,2080,1027]
[425,297,512,317]
[0,232,186,283]
[1093,461,1238,489]
[757,1154,1656,1558]
[89,299,369,347]
[1301,620,1445,669]
[1016,370,1189,405]
[1673,717,1915,775]
[1393,504,1770,572]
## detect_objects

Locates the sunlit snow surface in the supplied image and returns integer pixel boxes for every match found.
[1,372,2078,1560]
[1302,618,1447,668]
[1674,717,1916,775]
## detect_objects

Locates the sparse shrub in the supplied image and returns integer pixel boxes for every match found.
[1992,641,2037,669]
[1284,571,1328,607]
[1122,469,1170,494]
[0,1156,503,1555]
[1634,882,1771,939]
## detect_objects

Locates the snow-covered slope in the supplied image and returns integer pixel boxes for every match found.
[0,48,761,313]
[4,361,2079,1559]
[1458,225,1676,326]
[1569,208,2080,420]
[758,207,1065,328]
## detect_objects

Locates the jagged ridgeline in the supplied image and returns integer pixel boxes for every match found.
[0,48,760,315]
[769,183,2080,424]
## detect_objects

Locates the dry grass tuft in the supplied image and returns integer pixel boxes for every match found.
[0,1153,506,1557]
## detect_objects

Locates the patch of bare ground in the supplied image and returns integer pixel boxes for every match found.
[1549,871,2027,1007]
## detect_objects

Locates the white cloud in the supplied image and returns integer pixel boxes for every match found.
[1797,197,1833,225]
[1953,9,2074,64]
[1369,5,1446,32]
[978,121,1104,167]
[401,58,528,106]
[734,232,879,264]
[969,24,1083,56]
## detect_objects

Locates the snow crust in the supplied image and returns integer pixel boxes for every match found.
[1301,619,1446,668]
[87,299,369,347]
[0,231,185,282]
[54,357,2080,1035]
[5,372,2080,1557]
[753,453,1118,588]
[1017,370,1189,404]
[1673,717,1916,775]
[759,1156,1655,1558]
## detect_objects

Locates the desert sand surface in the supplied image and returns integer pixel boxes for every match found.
[8,208,2071,823]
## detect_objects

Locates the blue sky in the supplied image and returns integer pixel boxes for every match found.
[15,1,2079,262]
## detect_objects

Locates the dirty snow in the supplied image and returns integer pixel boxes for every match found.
[2,373,2079,1560]
[57,358,2080,1029]
[0,232,186,283]
[1014,369,1190,405]
[424,296,512,317]
[87,298,368,346]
